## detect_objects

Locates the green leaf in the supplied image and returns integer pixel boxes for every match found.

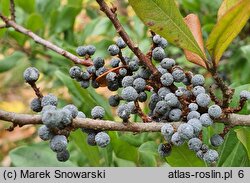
[55,6,81,33]
[110,132,139,163]
[217,0,239,20]
[10,142,76,167]
[69,129,101,166]
[218,129,250,166]
[0,52,25,73]
[138,141,158,166]
[15,0,35,13]
[165,143,205,167]
[26,13,45,32]
[206,0,250,64]
[128,0,205,59]
[235,127,250,159]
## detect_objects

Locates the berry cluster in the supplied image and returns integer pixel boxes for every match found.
[23,33,250,164]
[24,67,110,162]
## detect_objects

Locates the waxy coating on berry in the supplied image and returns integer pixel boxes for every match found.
[50,135,67,152]
[41,93,58,107]
[91,106,105,119]
[30,98,42,112]
[23,67,40,83]
[177,123,194,140]
[38,125,54,141]
[188,138,202,152]
[121,86,138,102]
[208,105,222,118]
[210,134,224,147]
[95,132,110,148]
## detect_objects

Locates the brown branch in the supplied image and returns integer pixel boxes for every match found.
[29,82,43,99]
[96,0,161,87]
[1,110,250,133]
[0,14,92,66]
[134,100,152,123]
[9,0,16,21]
[210,69,234,108]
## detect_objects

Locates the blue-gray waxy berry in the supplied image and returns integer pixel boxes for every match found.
[240,90,250,100]
[203,149,218,163]
[86,45,96,55]
[160,58,175,69]
[138,92,147,102]
[187,111,200,120]
[177,123,194,140]
[188,138,202,152]
[63,104,78,118]
[122,76,134,87]
[77,111,86,118]
[200,113,213,127]
[158,87,171,99]
[158,143,171,157]
[93,57,105,69]
[50,135,67,152]
[161,124,174,137]
[91,106,105,119]
[119,68,127,76]
[160,73,174,86]
[208,105,222,118]
[196,93,211,107]
[41,93,58,107]
[57,149,70,162]
[87,132,97,146]
[80,80,90,88]
[69,66,82,79]
[38,125,54,141]
[192,86,205,97]
[23,67,40,83]
[187,118,202,134]
[121,86,138,102]
[95,132,110,148]
[210,134,224,147]
[76,46,87,56]
[165,93,179,107]
[116,37,126,49]
[191,74,205,86]
[108,95,120,107]
[108,44,120,56]
[128,61,139,71]
[30,98,42,112]
[188,103,198,111]
[172,69,185,82]
[133,78,146,92]
[110,58,121,68]
[106,72,117,82]
[117,104,130,120]
[42,110,62,128]
[154,101,169,115]
[168,108,182,121]
[152,47,166,61]
[171,132,184,146]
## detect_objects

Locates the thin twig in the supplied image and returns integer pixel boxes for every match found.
[0,14,92,66]
[96,0,161,87]
[0,109,250,133]
[9,0,16,21]
[28,82,43,99]
[134,100,152,123]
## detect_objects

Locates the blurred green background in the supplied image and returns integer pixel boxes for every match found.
[0,0,249,167]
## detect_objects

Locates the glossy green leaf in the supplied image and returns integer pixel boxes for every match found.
[218,129,250,166]
[235,127,250,159]
[206,0,250,64]
[26,13,45,32]
[10,142,76,167]
[138,141,158,166]
[16,0,35,13]
[69,130,101,166]
[0,52,25,73]
[110,132,139,163]
[128,0,205,59]
[166,143,205,167]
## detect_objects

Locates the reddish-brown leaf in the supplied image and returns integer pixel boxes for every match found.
[96,66,127,87]
[183,14,207,68]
